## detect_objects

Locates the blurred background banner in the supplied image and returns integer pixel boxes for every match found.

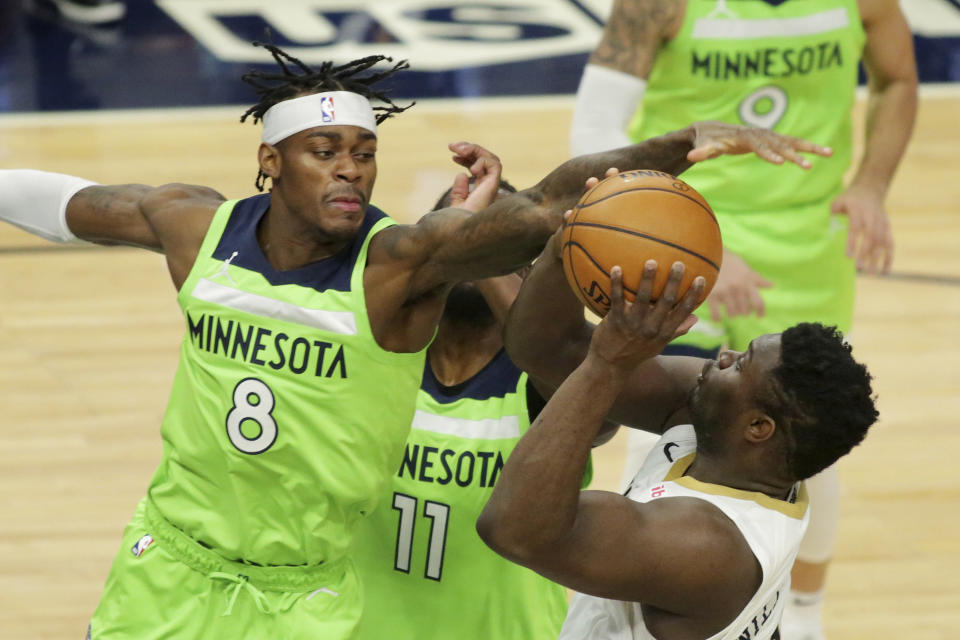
[0,0,958,111]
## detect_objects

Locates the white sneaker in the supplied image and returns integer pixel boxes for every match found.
[779,608,826,640]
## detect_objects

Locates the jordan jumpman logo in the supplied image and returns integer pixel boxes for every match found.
[212,251,238,285]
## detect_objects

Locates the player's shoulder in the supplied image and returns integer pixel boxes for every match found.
[638,495,759,586]
[628,494,761,625]
[643,493,736,532]
[140,183,223,244]
[141,183,225,216]
[141,184,224,275]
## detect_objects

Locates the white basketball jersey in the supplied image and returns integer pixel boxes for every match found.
[559,424,809,640]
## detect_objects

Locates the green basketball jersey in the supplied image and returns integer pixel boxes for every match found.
[351,349,591,639]
[629,0,865,215]
[147,194,427,568]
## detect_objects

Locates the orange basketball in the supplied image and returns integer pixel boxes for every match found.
[561,170,722,317]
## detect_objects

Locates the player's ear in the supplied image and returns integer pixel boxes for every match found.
[743,411,776,443]
[258,143,281,180]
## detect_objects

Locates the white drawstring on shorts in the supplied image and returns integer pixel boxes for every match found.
[210,572,274,617]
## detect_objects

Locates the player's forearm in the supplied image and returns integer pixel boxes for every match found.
[849,77,917,195]
[425,195,560,284]
[0,169,163,250]
[503,236,593,390]
[538,127,696,214]
[427,128,698,285]
[478,354,623,561]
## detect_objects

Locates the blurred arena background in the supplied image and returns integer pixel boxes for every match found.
[0,1,958,637]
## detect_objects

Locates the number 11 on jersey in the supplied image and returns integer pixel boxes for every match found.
[392,492,451,581]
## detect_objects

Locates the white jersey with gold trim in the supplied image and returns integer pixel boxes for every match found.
[559,424,809,640]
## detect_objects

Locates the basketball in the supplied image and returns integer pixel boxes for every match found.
[561,170,722,317]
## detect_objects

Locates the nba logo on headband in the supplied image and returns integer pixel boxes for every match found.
[320,96,335,123]
[261,91,377,144]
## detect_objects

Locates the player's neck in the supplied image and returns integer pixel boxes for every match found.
[428,323,503,387]
[257,202,351,270]
[685,453,796,500]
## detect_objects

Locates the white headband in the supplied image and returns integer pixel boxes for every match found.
[261,91,378,145]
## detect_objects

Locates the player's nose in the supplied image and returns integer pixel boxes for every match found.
[716,350,741,369]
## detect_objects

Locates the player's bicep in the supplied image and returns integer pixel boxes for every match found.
[590,0,677,78]
[66,184,162,250]
[138,183,224,246]
[524,492,751,614]
[860,0,918,87]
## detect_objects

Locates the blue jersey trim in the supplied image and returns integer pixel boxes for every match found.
[420,348,523,403]
[212,193,388,293]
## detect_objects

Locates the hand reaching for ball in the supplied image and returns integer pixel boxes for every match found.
[687,121,833,168]
[548,166,623,261]
[584,167,621,191]
[587,261,705,375]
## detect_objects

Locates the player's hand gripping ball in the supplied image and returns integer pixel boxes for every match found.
[561,170,722,317]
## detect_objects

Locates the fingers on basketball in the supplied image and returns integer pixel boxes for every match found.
[561,170,722,318]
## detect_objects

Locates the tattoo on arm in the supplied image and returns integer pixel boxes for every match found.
[67,184,158,246]
[535,128,695,213]
[384,122,694,293]
[69,183,224,251]
[77,184,151,217]
[590,0,681,77]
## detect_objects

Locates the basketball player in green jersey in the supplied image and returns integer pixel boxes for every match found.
[352,182,614,640]
[0,38,829,637]
[570,3,917,636]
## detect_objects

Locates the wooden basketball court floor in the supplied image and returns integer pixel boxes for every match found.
[1,90,957,638]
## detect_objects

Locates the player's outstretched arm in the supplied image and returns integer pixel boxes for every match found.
[0,170,223,289]
[378,124,828,308]
[686,121,832,168]
[541,122,831,229]
[0,170,223,250]
[480,265,759,623]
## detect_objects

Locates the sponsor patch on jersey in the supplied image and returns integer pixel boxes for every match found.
[131,534,155,558]
[320,96,335,123]
[651,484,667,498]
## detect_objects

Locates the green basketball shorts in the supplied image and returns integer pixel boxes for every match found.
[87,499,363,640]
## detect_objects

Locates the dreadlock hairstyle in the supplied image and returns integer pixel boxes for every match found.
[240,42,414,191]
[757,323,879,481]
